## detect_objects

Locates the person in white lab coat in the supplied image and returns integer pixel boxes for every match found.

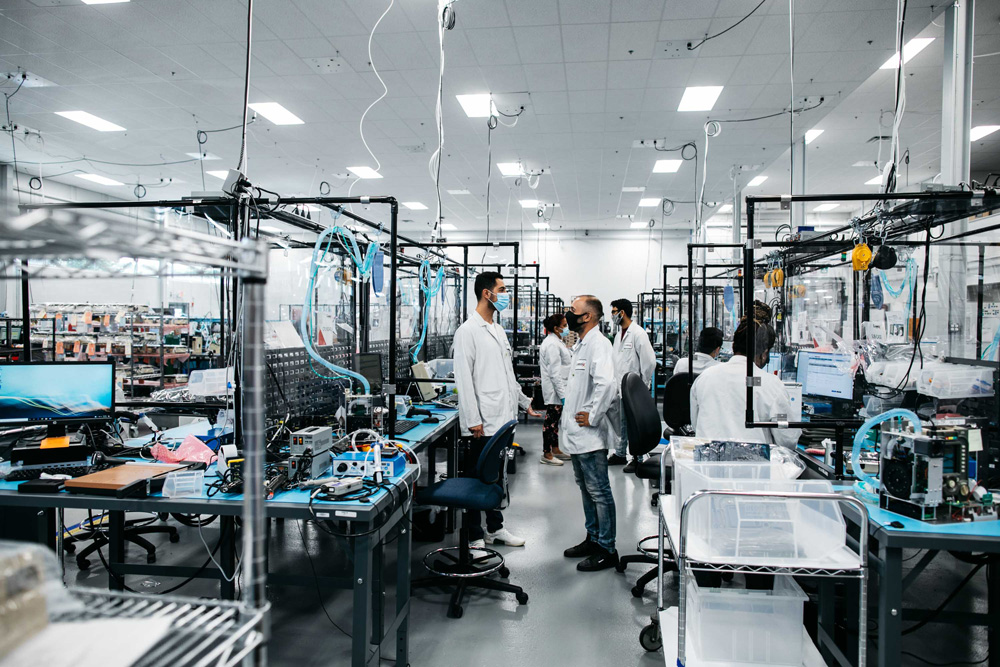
[453,271,543,548]
[690,304,801,448]
[673,327,724,376]
[539,312,572,466]
[606,299,657,473]
[560,295,620,572]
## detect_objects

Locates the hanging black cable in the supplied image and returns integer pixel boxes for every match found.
[236,0,253,173]
[688,0,769,50]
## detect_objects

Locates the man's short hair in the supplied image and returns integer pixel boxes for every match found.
[610,299,632,319]
[543,313,565,333]
[577,294,604,320]
[698,327,724,354]
[473,271,503,301]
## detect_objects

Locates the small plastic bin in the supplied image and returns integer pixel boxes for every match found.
[687,575,808,666]
[161,469,205,498]
[187,367,234,397]
[426,358,454,379]
[916,363,995,399]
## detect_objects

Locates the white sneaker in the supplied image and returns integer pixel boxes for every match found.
[486,527,526,547]
[470,539,485,549]
[540,454,564,466]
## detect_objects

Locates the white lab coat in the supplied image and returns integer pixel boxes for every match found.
[539,333,571,404]
[613,322,657,394]
[673,352,721,376]
[689,355,802,448]
[560,330,617,455]
[453,311,531,437]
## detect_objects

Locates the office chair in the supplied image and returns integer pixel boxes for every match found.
[615,372,676,598]
[66,514,179,569]
[411,420,528,618]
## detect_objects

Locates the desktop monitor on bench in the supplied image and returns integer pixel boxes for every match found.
[0,362,115,447]
[354,353,384,395]
[795,351,854,400]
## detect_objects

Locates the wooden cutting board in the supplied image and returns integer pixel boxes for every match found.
[64,463,187,494]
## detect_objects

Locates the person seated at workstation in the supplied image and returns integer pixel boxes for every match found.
[673,327,723,376]
[690,303,801,448]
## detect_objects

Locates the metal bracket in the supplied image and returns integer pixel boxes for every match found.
[778,420,789,429]
[384,383,397,394]
[746,238,762,249]
[361,196,370,204]
[746,377,761,387]
[780,194,792,210]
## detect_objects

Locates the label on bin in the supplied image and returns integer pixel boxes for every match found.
[335,510,358,518]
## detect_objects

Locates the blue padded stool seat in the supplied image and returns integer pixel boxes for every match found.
[416,478,504,512]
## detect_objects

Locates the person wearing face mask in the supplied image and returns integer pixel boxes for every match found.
[453,271,544,548]
[689,301,801,447]
[539,312,572,466]
[606,299,657,472]
[560,295,620,571]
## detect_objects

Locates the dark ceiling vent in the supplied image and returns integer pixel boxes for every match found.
[867,135,892,143]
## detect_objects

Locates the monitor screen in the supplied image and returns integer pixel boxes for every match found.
[411,362,438,402]
[355,353,383,394]
[0,362,115,425]
[796,351,854,400]
[764,352,782,374]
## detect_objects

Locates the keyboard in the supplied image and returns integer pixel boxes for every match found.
[5,465,95,482]
[389,420,421,435]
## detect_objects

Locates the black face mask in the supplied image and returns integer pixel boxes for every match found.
[565,310,588,333]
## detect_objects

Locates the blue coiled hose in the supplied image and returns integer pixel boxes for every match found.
[409,260,446,363]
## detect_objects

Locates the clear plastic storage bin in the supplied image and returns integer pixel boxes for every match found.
[687,575,808,666]
[916,363,995,399]
[187,367,235,397]
[161,469,205,497]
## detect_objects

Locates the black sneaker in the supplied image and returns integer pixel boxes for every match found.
[623,458,638,474]
[563,537,601,558]
[607,453,627,466]
[577,547,619,572]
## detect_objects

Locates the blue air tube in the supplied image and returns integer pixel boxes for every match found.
[409,260,446,363]
[851,408,922,500]
[300,225,379,394]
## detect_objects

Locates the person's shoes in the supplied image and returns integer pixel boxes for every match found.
[540,453,564,466]
[470,539,485,549]
[577,547,619,572]
[607,453,627,465]
[486,528,526,547]
[563,537,602,558]
[552,448,571,461]
[623,458,638,474]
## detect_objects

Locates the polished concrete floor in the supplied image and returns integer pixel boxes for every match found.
[65,421,992,666]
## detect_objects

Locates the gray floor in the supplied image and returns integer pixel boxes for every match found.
[66,421,992,666]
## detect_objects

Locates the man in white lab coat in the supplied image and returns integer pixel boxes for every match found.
[607,299,657,473]
[539,312,572,466]
[673,327,724,375]
[453,271,543,548]
[560,295,620,572]
[690,307,801,448]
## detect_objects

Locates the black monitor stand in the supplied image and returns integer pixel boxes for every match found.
[40,423,71,449]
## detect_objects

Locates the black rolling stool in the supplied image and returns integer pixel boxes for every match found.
[411,419,528,618]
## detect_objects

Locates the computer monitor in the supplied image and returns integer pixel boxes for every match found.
[354,353,383,394]
[795,351,854,400]
[764,352,782,374]
[411,361,438,402]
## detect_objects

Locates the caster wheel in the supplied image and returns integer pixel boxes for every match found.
[515,592,528,605]
[447,605,463,619]
[64,543,76,555]
[721,572,734,583]
[639,623,662,652]
[631,585,644,599]
[614,562,626,573]
[157,513,168,521]
[169,533,180,543]
[499,566,510,578]
[651,495,659,508]
[146,554,156,564]
[77,559,91,571]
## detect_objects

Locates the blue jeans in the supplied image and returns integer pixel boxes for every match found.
[570,450,616,553]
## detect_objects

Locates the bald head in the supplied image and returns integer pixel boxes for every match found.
[568,294,603,338]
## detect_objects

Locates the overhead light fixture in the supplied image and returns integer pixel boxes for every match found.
[456,94,493,118]
[447,189,471,195]
[866,174,884,185]
[496,162,524,177]
[747,175,768,187]
[804,129,824,144]
[852,160,875,167]
[813,203,839,212]
[622,186,645,192]
[259,225,283,234]
[55,110,125,132]
[630,221,651,229]
[970,125,1000,141]
[186,152,220,160]
[718,204,733,213]
[441,223,457,231]
[532,222,550,230]
[82,0,130,4]
[76,173,123,186]
[206,170,229,180]
[347,166,382,179]
[638,198,661,207]
[519,199,539,208]
[879,37,935,69]
[653,159,682,173]
[402,202,428,210]
[248,102,304,125]
[677,86,723,112]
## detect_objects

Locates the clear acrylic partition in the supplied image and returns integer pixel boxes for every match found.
[777,264,853,350]
[266,244,353,348]
[427,270,461,354]
[397,269,421,353]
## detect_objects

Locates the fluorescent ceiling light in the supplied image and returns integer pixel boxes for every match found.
[456,94,493,118]
[532,222,550,230]
[630,221,651,229]
[441,223,457,231]
[718,204,733,213]
[653,159,682,173]
[622,186,645,192]
[55,110,125,131]
[447,189,471,195]
[258,225,283,234]
[248,102,304,125]
[813,203,839,212]
[402,202,427,210]
[347,166,382,179]
[747,175,767,187]
[82,0,129,4]
[186,152,220,160]
[206,170,229,180]
[866,174,884,185]
[879,37,935,69]
[970,125,1000,141]
[638,198,661,207]
[76,173,123,186]
[519,199,539,208]
[804,129,824,144]
[496,162,524,177]
[677,86,723,112]
[852,160,875,167]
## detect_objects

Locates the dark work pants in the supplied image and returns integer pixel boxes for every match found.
[542,404,562,454]
[464,435,503,540]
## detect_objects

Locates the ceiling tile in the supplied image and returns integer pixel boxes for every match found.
[561,23,610,62]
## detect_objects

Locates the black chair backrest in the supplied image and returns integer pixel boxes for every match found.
[621,372,661,458]
[475,420,517,485]
[662,372,698,431]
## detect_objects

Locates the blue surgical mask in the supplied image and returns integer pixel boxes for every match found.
[559,328,568,339]
[492,292,510,312]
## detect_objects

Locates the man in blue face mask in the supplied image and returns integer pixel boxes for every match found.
[453,271,543,548]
